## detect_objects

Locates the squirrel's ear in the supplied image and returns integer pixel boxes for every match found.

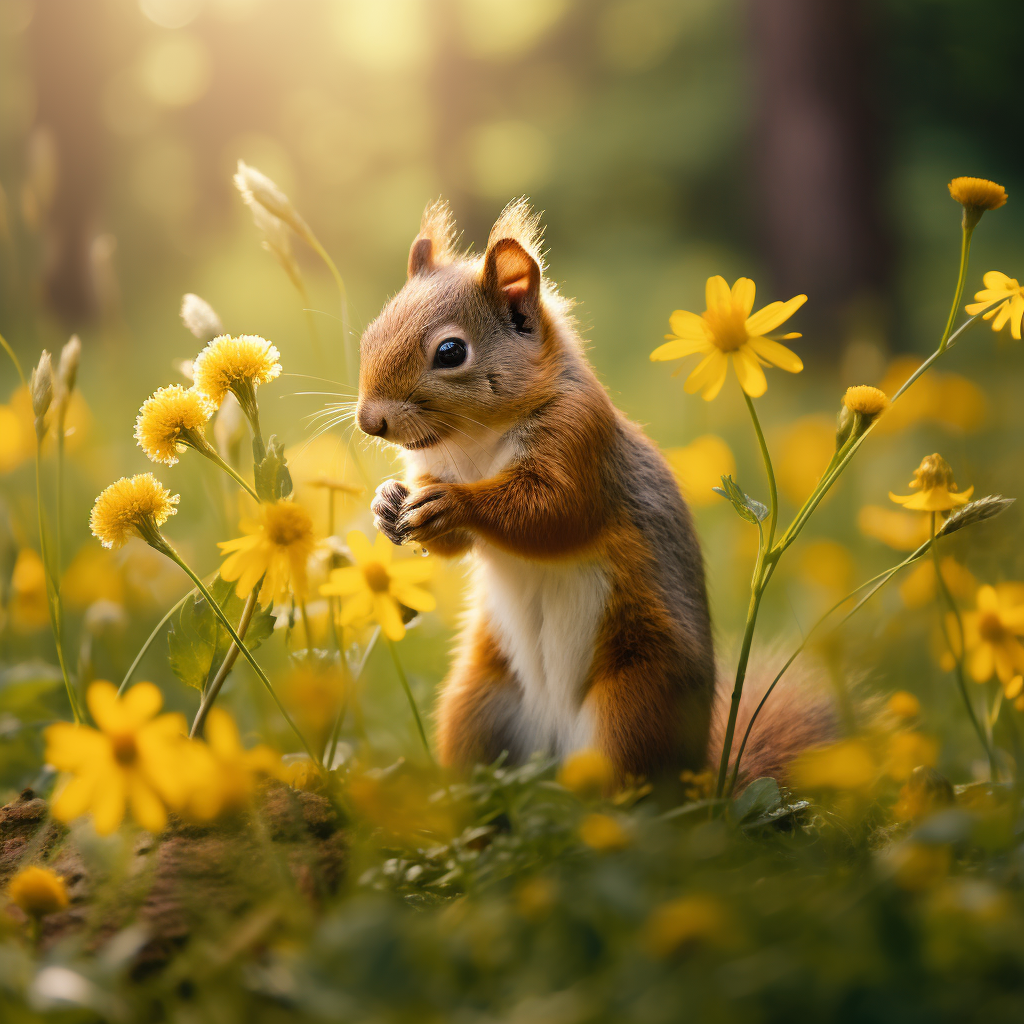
[408,199,456,279]
[482,238,541,328]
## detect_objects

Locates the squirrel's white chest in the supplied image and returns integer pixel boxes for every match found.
[476,545,610,758]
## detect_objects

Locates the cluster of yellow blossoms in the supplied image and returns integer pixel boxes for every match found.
[44,680,283,835]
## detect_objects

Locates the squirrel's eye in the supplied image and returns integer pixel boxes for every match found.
[434,338,468,369]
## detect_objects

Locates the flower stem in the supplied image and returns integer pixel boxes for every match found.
[34,447,79,723]
[726,538,935,796]
[0,330,26,385]
[715,395,777,799]
[303,231,353,382]
[202,445,261,503]
[938,221,975,353]
[930,512,996,778]
[387,637,434,763]
[160,544,321,766]
[190,584,260,738]
[119,587,194,694]
[298,597,314,660]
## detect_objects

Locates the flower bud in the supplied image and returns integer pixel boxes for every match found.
[836,385,889,448]
[180,293,224,342]
[29,350,53,440]
[233,160,312,243]
[250,202,305,292]
[55,334,81,416]
[948,176,1007,230]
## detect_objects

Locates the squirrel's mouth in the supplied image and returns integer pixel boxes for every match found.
[401,433,441,451]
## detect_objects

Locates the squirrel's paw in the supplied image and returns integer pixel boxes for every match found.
[371,479,410,545]
[396,483,460,543]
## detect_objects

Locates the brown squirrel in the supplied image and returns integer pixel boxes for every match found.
[356,199,835,784]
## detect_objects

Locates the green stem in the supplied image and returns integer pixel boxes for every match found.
[303,231,353,384]
[204,446,261,503]
[939,221,975,353]
[190,585,260,738]
[118,586,199,694]
[930,512,996,777]
[0,330,26,385]
[387,637,434,763]
[161,545,321,766]
[714,395,778,798]
[34,448,79,723]
[727,538,934,796]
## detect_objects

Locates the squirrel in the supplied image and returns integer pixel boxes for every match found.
[356,199,836,785]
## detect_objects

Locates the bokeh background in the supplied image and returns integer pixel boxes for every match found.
[3,0,1024,789]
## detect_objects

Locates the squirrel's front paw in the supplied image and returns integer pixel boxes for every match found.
[371,479,410,545]
[396,484,462,543]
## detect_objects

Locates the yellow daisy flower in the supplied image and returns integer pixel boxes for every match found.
[181,707,284,821]
[651,275,805,401]
[843,385,889,418]
[947,176,1007,214]
[43,681,189,835]
[7,866,69,918]
[218,499,317,606]
[89,474,179,550]
[965,271,1024,340]
[956,584,1024,688]
[134,384,216,466]
[889,453,973,512]
[319,530,435,642]
[192,334,281,417]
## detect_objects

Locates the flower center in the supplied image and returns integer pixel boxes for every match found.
[913,454,956,492]
[362,562,391,594]
[268,518,306,546]
[110,732,138,766]
[703,308,748,352]
[978,612,1006,644]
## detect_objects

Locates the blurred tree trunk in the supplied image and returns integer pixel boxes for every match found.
[747,0,889,352]
[28,0,103,325]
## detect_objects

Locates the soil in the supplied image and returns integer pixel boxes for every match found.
[0,783,347,963]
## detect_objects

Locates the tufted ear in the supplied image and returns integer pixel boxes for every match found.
[407,199,456,279]
[482,238,541,331]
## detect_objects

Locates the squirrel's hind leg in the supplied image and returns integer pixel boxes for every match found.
[435,616,524,769]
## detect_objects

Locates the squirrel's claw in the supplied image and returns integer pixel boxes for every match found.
[372,479,410,544]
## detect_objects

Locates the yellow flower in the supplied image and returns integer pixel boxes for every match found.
[956,584,1024,687]
[885,731,939,782]
[857,505,931,552]
[887,691,921,720]
[965,271,1024,340]
[789,739,877,791]
[89,474,179,550]
[843,385,889,418]
[218,500,317,606]
[8,549,50,631]
[134,385,215,466]
[889,453,973,512]
[651,276,805,400]
[899,556,976,610]
[319,530,435,642]
[7,866,69,918]
[644,896,726,957]
[0,401,30,473]
[664,434,736,508]
[579,812,630,851]
[192,334,281,410]
[183,708,284,820]
[44,681,189,835]
[285,662,346,749]
[558,748,615,797]
[947,176,1007,213]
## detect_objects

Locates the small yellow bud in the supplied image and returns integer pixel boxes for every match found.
[887,691,921,719]
[843,385,889,418]
[948,177,1007,230]
[579,812,629,851]
[558,748,615,797]
[7,866,69,918]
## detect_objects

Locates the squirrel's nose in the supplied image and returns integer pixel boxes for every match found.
[357,403,388,438]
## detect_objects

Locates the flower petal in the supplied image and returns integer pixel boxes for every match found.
[372,531,395,564]
[339,591,374,627]
[373,594,406,641]
[120,681,163,729]
[731,277,756,318]
[650,337,710,362]
[683,351,727,397]
[320,565,365,597]
[391,583,437,613]
[732,347,768,397]
[747,336,804,373]
[668,309,713,341]
[969,644,994,683]
[745,294,808,336]
[982,270,1014,291]
[346,530,374,565]
[129,774,168,834]
[705,275,732,317]
[387,559,434,584]
[91,770,127,835]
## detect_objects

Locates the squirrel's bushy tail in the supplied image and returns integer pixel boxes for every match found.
[707,647,839,789]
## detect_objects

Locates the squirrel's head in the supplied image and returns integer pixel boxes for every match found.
[355,199,565,449]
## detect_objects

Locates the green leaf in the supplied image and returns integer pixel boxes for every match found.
[254,434,293,501]
[167,576,274,691]
[730,776,781,823]
[713,474,769,524]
